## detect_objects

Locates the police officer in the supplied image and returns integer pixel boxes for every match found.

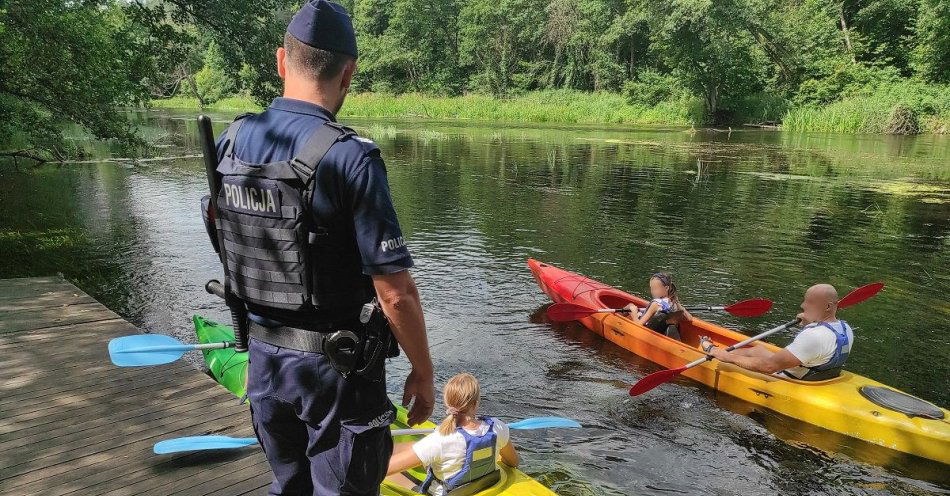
[203,1,435,494]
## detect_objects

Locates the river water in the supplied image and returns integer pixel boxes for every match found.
[2,109,948,495]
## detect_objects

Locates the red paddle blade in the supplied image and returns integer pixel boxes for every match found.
[839,282,884,309]
[546,303,598,322]
[628,366,687,396]
[723,298,773,317]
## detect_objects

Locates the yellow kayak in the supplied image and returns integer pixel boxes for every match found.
[194,315,558,496]
[529,259,950,466]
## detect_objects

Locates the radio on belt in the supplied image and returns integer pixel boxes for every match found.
[360,302,375,324]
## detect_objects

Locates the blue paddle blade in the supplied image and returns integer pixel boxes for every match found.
[154,436,259,454]
[508,417,582,430]
[108,334,188,366]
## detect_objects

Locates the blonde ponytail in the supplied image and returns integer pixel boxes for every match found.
[437,373,480,436]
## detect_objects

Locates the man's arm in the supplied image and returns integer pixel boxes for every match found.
[344,150,434,425]
[372,271,434,426]
[708,346,801,374]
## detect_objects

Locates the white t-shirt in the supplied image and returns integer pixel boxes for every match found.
[783,321,853,379]
[412,418,510,496]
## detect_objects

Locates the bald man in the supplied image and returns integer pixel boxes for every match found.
[702,284,854,381]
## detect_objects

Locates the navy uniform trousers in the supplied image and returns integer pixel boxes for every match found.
[247,338,396,496]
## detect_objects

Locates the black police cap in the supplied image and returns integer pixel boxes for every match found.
[287,0,358,58]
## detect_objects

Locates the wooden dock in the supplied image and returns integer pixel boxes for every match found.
[0,276,272,495]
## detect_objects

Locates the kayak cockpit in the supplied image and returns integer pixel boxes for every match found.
[593,289,754,350]
[595,289,648,310]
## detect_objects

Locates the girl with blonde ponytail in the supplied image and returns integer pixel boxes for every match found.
[387,373,519,495]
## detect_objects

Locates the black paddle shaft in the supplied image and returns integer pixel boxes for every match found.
[198,116,250,353]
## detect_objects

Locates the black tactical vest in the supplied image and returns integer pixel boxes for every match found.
[213,117,375,328]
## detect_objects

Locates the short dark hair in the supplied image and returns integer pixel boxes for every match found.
[283,31,353,81]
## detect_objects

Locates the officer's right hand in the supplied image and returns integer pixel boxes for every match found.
[403,367,435,426]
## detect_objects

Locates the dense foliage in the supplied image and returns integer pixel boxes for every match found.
[2,0,949,160]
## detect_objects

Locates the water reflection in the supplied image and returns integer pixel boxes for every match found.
[1,109,948,494]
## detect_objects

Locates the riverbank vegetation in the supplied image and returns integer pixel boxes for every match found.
[2,0,949,161]
[153,92,700,126]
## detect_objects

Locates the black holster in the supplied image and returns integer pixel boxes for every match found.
[350,300,399,380]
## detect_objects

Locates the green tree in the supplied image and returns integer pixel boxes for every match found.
[1,0,291,161]
[848,0,916,73]
[912,0,950,83]
[633,0,766,122]
[355,0,463,94]
[458,0,547,94]
[0,0,152,162]
[193,40,237,104]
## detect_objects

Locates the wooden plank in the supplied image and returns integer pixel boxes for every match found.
[0,302,118,334]
[47,426,259,496]
[211,470,274,496]
[0,276,72,292]
[1,382,217,449]
[0,318,127,350]
[1,407,246,484]
[3,400,241,472]
[132,457,270,496]
[0,314,130,342]
[94,446,266,496]
[0,360,169,398]
[2,413,251,493]
[0,359,199,406]
[1,384,239,463]
[0,277,267,496]
[0,291,96,312]
[0,277,81,305]
[0,363,197,410]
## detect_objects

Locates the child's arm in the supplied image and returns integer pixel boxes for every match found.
[499,440,520,468]
[387,442,423,476]
[636,302,660,325]
[680,308,694,322]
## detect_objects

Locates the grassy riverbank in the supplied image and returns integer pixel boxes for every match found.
[152,91,698,126]
[783,82,950,134]
[153,89,950,134]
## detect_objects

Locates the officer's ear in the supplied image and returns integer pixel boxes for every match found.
[340,59,356,91]
[276,47,288,80]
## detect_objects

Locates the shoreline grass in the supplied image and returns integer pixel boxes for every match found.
[150,91,696,127]
[782,82,950,134]
[151,89,949,134]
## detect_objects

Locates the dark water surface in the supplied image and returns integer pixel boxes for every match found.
[2,109,948,495]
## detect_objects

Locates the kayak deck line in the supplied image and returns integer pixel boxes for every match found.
[0,276,273,494]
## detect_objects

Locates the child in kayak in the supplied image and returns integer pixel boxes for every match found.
[624,272,691,338]
[386,373,519,495]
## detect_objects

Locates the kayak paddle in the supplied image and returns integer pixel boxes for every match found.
[546,298,773,322]
[153,416,582,454]
[108,334,234,367]
[628,282,884,397]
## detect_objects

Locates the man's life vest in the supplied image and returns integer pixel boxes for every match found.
[213,116,374,328]
[420,417,501,495]
[797,320,853,381]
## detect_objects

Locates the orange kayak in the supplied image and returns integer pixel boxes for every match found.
[528,259,950,466]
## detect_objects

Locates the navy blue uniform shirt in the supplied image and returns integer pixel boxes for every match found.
[215,97,413,276]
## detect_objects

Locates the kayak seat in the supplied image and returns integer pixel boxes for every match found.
[859,386,945,420]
